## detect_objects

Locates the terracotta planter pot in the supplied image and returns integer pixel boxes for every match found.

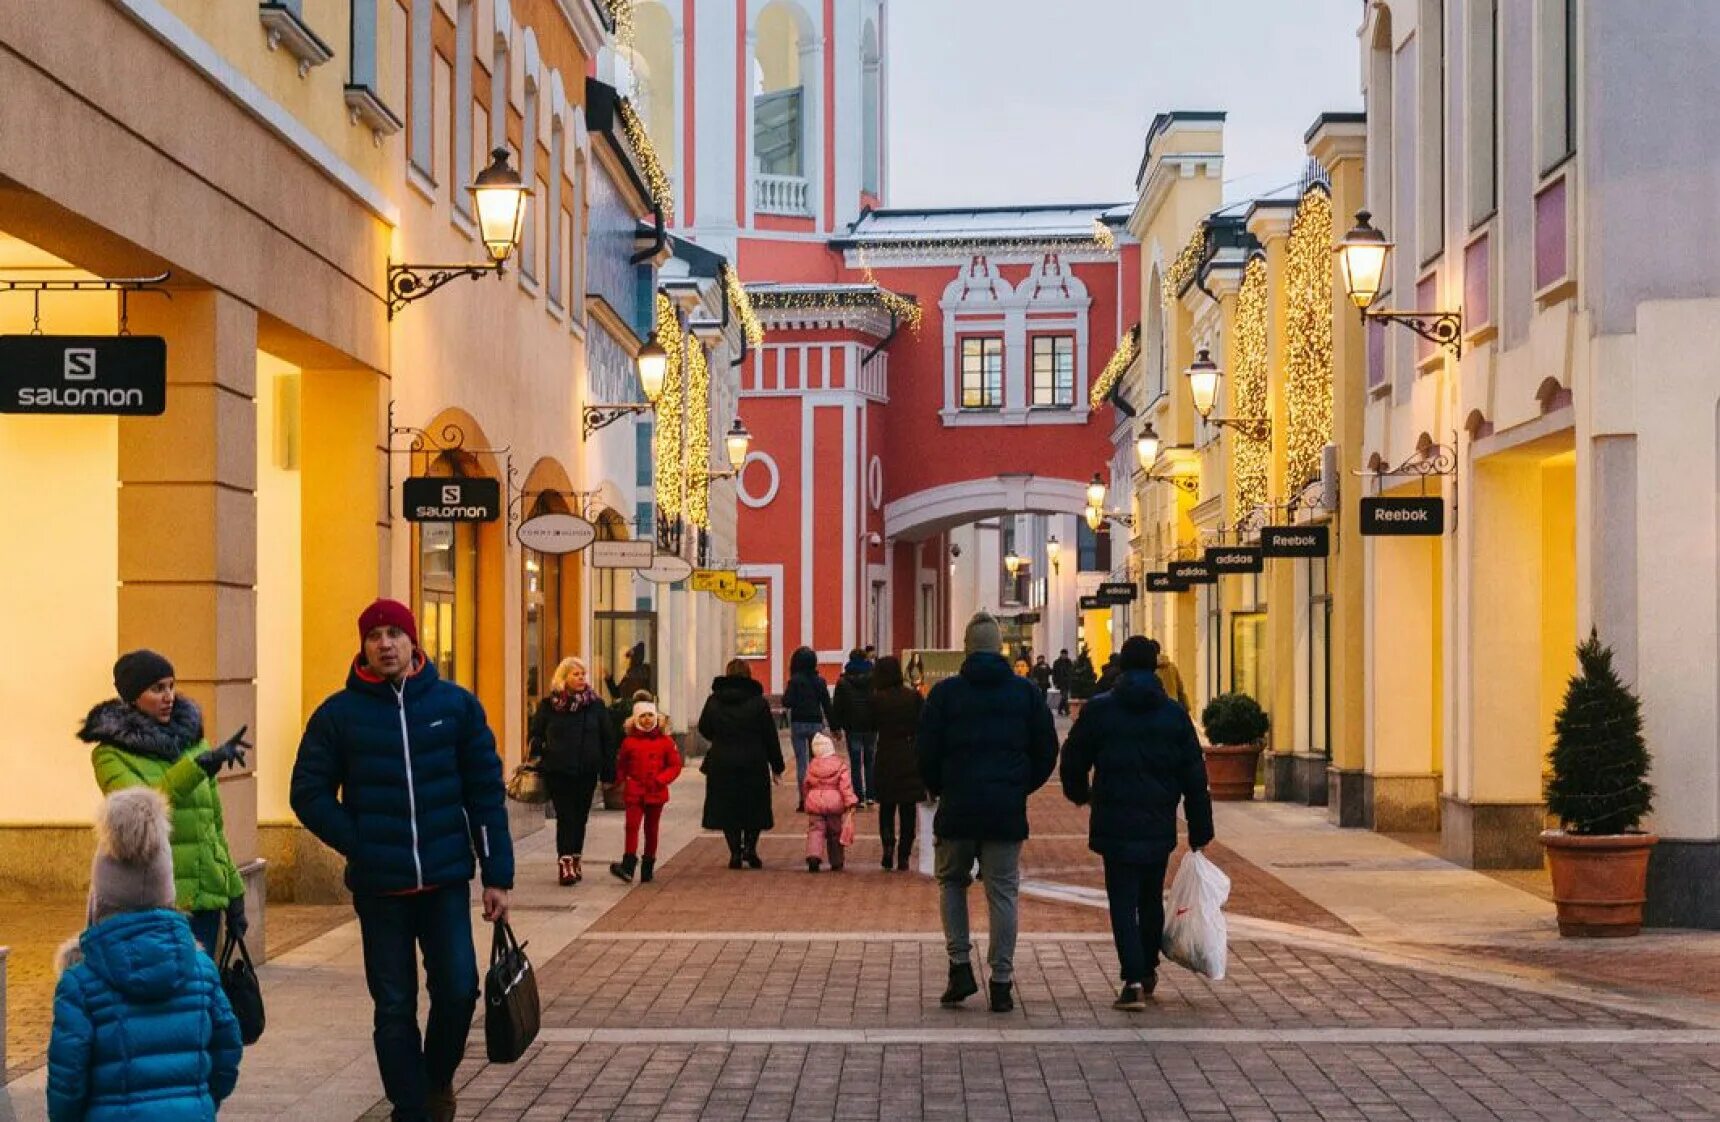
[1203,742,1263,801]
[1540,830,1657,937]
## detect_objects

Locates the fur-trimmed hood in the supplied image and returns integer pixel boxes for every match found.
[78,695,204,762]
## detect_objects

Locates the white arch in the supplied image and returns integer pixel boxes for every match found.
[883,475,1092,542]
[941,256,1014,308]
[1020,253,1091,309]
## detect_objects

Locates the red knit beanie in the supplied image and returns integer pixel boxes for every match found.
[358,598,419,648]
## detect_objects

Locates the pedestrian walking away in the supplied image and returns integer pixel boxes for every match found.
[79,648,250,957]
[802,732,859,871]
[699,659,787,869]
[528,656,618,886]
[1155,644,1191,711]
[918,611,1060,1013]
[48,786,244,1122]
[781,645,834,809]
[1030,655,1053,697]
[831,648,879,805]
[1060,635,1214,1011]
[290,598,514,1122]
[869,655,926,871]
[609,700,683,884]
[1051,649,1074,715]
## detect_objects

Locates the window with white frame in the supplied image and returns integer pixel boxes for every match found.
[1467,0,1499,226]
[1418,0,1445,261]
[452,1,474,217]
[520,75,539,282]
[547,120,564,308]
[1030,335,1075,407]
[408,0,433,180]
[1537,0,1575,172]
[960,337,1003,409]
[1366,9,1395,250]
[350,0,381,91]
[490,36,509,151]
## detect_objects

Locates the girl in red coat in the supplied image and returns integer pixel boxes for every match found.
[610,700,683,884]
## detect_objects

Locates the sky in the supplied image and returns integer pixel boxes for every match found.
[885,0,1365,209]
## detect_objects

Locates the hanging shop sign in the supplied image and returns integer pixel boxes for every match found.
[1261,525,1330,558]
[715,578,759,604]
[402,477,501,522]
[1078,594,1104,611]
[516,512,596,554]
[590,540,655,569]
[639,553,695,585]
[1145,572,1188,594]
[1168,560,1217,585]
[1097,581,1138,605]
[0,335,167,415]
[1206,546,1265,574]
[691,569,739,594]
[1360,496,1445,536]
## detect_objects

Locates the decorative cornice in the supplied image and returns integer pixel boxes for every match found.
[755,306,894,338]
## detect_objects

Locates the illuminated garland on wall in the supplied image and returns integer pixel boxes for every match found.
[749,285,923,332]
[685,339,711,528]
[605,1,635,64]
[1089,324,1140,408]
[1091,219,1117,250]
[653,292,684,521]
[618,97,675,224]
[721,265,766,348]
[1284,188,1334,490]
[1233,256,1270,521]
[1162,225,1207,308]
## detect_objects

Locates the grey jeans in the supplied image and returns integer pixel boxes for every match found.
[934,838,1022,984]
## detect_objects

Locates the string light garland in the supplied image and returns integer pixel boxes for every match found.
[617,97,675,224]
[749,285,923,332]
[1284,188,1334,490]
[1163,225,1207,307]
[653,292,684,521]
[721,265,766,348]
[685,339,711,529]
[605,1,635,66]
[1233,256,1270,521]
[1089,324,1140,408]
[1092,219,1117,250]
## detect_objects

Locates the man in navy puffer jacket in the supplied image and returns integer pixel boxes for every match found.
[1060,635,1213,1011]
[291,599,513,1122]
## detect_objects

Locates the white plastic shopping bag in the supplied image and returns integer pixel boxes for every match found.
[917,801,937,875]
[1161,850,1231,981]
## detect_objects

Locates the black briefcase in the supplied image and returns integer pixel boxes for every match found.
[218,931,266,1045]
[483,920,540,1063]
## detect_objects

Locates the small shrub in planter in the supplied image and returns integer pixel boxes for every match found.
[1200,693,1270,747]
[1541,631,1657,937]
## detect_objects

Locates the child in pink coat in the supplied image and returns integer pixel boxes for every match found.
[803,732,858,871]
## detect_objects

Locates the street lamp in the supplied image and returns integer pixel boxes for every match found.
[1004,551,1023,577]
[1135,422,1162,472]
[388,147,531,317]
[1084,505,1103,533]
[1184,349,1270,441]
[1046,535,1061,574]
[1336,209,1463,357]
[583,330,673,437]
[1086,473,1107,510]
[723,417,753,471]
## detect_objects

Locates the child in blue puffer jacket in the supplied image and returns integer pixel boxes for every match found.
[48,787,243,1121]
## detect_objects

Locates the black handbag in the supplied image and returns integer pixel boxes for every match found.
[218,931,266,1045]
[484,920,540,1063]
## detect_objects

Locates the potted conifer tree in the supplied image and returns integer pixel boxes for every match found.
[1540,631,1656,937]
[1200,692,1269,801]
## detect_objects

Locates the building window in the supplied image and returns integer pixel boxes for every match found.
[547,121,564,307]
[490,38,509,150]
[736,585,770,658]
[520,77,539,283]
[1467,0,1499,226]
[350,0,380,90]
[1306,557,1332,757]
[1030,335,1075,407]
[1418,0,1445,262]
[408,0,433,180]
[960,337,1003,409]
[1537,0,1575,172]
[452,1,474,218]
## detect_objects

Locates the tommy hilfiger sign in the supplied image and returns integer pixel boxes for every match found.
[1145,572,1188,594]
[1205,546,1265,574]
[0,335,167,415]
[1261,525,1330,558]
[1360,496,1445,536]
[402,477,502,522]
[1167,560,1216,585]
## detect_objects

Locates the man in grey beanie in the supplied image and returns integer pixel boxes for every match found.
[917,610,1059,1012]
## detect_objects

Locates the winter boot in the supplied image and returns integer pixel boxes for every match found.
[1113,983,1147,1012]
[558,856,577,886]
[729,850,745,870]
[609,854,637,883]
[896,841,912,872]
[988,981,1014,1014]
[880,834,896,870]
[426,1085,457,1122]
[940,962,979,1006]
[830,843,845,871]
[806,856,822,872]
[640,857,655,884]
[744,847,763,870]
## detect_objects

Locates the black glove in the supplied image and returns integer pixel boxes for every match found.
[196,725,250,777]
[225,894,248,938]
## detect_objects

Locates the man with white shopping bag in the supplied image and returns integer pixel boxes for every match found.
[1059,636,1214,1011]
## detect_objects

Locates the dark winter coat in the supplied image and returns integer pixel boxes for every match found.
[830,671,877,735]
[528,693,617,780]
[48,909,242,1122]
[917,652,1059,842]
[781,648,833,725]
[1031,663,1053,692]
[615,727,683,808]
[698,675,786,832]
[870,684,925,805]
[290,655,515,894]
[1059,669,1215,864]
[79,697,244,914]
[1051,656,1074,690]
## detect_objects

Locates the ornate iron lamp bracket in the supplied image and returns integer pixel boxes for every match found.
[1364,309,1463,358]
[581,403,652,438]
[387,260,502,319]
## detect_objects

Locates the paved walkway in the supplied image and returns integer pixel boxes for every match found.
[5,758,1720,1121]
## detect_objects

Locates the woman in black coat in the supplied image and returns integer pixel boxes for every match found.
[698,660,786,868]
[529,656,618,885]
[868,656,924,871]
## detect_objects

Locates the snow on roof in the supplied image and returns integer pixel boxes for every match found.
[843,203,1130,245]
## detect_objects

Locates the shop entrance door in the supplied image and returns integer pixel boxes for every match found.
[593,611,658,703]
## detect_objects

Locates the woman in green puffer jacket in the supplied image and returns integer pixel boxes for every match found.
[78,649,250,956]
